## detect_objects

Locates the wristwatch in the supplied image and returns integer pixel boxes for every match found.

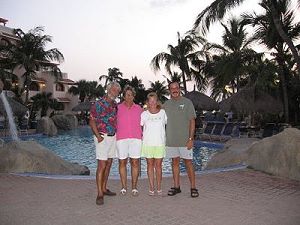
[188,137,193,141]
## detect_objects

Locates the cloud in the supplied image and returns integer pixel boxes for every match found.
[148,0,187,8]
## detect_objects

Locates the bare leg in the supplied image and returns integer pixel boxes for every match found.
[102,158,113,192]
[130,158,139,190]
[146,158,155,191]
[154,158,163,191]
[184,159,196,189]
[96,159,107,197]
[172,157,180,188]
[119,159,128,190]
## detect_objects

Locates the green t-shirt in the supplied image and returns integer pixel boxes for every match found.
[163,96,196,147]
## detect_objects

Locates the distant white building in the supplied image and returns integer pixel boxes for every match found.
[0,18,79,114]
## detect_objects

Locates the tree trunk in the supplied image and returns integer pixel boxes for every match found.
[181,71,187,94]
[271,1,300,76]
[277,48,290,123]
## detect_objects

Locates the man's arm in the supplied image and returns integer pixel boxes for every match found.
[186,117,195,150]
[89,118,103,143]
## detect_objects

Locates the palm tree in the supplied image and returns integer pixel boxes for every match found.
[205,18,259,96]
[193,0,300,75]
[99,67,123,88]
[128,76,147,105]
[150,31,206,94]
[68,80,104,102]
[148,80,169,103]
[0,27,64,104]
[30,92,59,117]
[163,72,182,84]
[87,81,105,101]
[242,0,300,122]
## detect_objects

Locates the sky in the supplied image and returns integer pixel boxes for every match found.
[1,0,298,90]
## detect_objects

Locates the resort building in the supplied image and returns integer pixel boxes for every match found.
[0,18,79,114]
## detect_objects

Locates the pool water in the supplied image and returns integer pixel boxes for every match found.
[26,126,223,176]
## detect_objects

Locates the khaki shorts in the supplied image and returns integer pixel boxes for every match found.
[116,138,142,159]
[165,146,193,159]
[94,134,116,160]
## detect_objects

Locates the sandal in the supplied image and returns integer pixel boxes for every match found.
[157,190,163,196]
[191,188,199,198]
[96,195,104,205]
[103,189,116,196]
[168,187,181,196]
[148,190,155,196]
[131,189,139,196]
[120,188,127,196]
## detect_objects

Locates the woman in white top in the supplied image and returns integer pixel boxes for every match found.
[141,92,167,195]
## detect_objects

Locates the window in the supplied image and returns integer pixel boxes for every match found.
[56,83,65,92]
[29,82,39,91]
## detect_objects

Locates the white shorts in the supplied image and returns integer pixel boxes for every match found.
[165,146,193,159]
[94,134,117,160]
[116,138,142,159]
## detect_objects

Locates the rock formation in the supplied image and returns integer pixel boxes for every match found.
[36,117,57,136]
[0,140,90,175]
[206,128,300,181]
[51,114,78,130]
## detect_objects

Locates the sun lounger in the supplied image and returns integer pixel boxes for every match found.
[210,122,225,141]
[200,122,215,140]
[220,122,237,141]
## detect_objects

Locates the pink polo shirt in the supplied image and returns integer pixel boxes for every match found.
[116,102,143,140]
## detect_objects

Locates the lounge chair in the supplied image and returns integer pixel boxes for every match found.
[200,122,215,140]
[220,122,237,141]
[210,122,225,141]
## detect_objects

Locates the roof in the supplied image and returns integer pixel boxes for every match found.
[56,97,71,103]
[0,18,8,25]
[58,79,75,85]
[31,78,47,84]
[35,60,59,66]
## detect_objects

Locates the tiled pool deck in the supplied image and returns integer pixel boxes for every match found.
[1,169,299,225]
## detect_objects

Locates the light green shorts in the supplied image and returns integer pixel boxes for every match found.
[141,145,165,159]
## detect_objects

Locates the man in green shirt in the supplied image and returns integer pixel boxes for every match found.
[163,81,199,198]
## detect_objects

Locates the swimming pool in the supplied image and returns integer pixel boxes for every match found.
[23,126,223,176]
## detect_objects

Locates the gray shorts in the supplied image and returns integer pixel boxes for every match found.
[165,146,193,159]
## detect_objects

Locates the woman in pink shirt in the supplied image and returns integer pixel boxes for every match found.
[116,85,143,196]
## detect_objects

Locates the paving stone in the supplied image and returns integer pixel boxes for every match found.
[0,169,299,225]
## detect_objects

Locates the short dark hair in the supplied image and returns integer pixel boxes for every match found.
[168,81,180,89]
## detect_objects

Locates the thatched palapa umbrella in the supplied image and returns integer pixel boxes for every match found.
[184,91,219,111]
[219,86,283,114]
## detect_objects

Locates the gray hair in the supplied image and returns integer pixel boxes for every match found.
[122,85,136,98]
[106,81,121,92]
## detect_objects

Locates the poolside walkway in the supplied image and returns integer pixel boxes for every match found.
[1,169,300,225]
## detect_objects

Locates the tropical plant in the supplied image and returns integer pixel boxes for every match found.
[30,92,60,117]
[148,80,169,103]
[68,79,105,102]
[0,27,64,104]
[128,76,147,105]
[150,31,206,94]
[204,17,260,99]
[99,67,123,88]
[242,0,300,122]
[193,0,300,75]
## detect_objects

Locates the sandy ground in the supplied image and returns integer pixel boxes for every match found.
[1,169,300,225]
